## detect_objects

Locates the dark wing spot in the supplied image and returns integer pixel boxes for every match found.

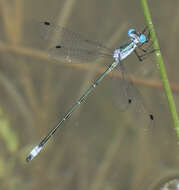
[56,45,61,49]
[149,114,154,120]
[128,98,132,104]
[44,21,50,26]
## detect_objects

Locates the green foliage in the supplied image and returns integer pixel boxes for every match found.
[0,108,19,153]
[141,0,179,138]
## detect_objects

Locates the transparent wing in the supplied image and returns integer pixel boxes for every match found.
[105,62,154,131]
[39,21,113,63]
[48,45,112,63]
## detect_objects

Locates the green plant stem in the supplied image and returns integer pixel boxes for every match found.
[141,0,179,138]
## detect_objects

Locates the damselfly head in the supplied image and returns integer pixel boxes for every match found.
[128,28,147,44]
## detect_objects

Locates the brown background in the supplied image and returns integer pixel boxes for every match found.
[0,0,179,189]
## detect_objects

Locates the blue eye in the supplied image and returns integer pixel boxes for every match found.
[128,29,135,36]
[139,34,146,43]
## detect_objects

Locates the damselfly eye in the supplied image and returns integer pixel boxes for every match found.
[139,34,147,43]
[128,28,135,36]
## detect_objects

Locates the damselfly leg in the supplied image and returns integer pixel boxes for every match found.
[135,26,157,61]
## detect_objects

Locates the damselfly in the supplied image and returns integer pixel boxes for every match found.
[26,21,155,162]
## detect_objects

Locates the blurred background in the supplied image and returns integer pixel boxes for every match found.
[0,0,179,189]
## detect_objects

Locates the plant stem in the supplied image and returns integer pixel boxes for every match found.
[141,0,179,138]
